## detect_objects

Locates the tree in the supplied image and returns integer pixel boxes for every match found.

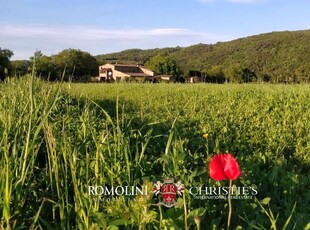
[10,60,31,77]
[0,48,14,80]
[241,67,257,83]
[204,66,226,83]
[53,49,98,81]
[145,55,180,76]
[224,64,244,83]
[30,51,57,80]
[28,49,98,81]
[294,63,310,83]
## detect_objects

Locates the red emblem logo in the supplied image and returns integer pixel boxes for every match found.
[153,178,185,207]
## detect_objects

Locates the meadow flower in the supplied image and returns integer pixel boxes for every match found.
[208,153,241,229]
[209,153,241,180]
[202,133,209,139]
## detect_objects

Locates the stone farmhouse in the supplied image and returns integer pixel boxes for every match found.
[98,63,155,82]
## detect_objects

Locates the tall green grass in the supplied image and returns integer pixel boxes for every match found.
[0,78,309,229]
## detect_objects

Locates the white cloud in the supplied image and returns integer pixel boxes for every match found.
[0,23,234,60]
[0,24,191,41]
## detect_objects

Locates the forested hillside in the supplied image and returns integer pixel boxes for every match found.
[96,30,310,83]
[4,29,310,83]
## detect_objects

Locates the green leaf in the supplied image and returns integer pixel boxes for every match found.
[187,207,206,225]
[107,226,119,230]
[38,217,54,230]
[90,212,108,228]
[283,202,297,230]
[260,197,271,205]
[109,219,130,226]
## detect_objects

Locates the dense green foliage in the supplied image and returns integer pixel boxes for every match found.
[96,47,182,65]
[1,77,310,229]
[96,29,310,83]
[9,49,99,81]
[30,49,99,81]
[144,54,180,76]
[10,60,31,77]
[0,48,14,81]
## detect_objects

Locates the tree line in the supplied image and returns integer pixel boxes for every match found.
[2,29,310,83]
[98,29,310,83]
[1,49,98,82]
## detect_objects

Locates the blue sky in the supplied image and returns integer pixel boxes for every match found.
[1,0,310,60]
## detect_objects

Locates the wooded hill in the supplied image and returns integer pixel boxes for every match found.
[96,30,310,83]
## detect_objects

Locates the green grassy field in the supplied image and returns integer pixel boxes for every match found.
[0,76,310,229]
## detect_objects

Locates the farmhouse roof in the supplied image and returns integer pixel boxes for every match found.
[124,72,153,77]
[110,63,153,71]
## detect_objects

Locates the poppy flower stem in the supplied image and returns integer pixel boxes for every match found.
[183,191,189,230]
[227,179,233,230]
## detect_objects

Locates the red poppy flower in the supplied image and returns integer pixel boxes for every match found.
[209,153,242,180]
